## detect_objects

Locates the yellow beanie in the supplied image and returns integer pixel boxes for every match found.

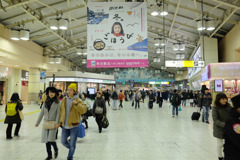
[68,83,77,92]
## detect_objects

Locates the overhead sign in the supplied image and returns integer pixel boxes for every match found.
[149,81,169,85]
[165,61,205,68]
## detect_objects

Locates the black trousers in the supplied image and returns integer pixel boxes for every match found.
[135,100,140,109]
[119,100,123,108]
[95,114,103,132]
[142,97,145,103]
[46,142,58,156]
[6,123,21,139]
[105,99,110,106]
[158,97,163,107]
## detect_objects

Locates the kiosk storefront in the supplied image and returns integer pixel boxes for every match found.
[201,63,240,100]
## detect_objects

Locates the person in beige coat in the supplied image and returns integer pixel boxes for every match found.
[59,83,87,160]
[35,87,60,160]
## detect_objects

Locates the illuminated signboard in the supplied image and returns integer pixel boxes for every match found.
[165,61,204,68]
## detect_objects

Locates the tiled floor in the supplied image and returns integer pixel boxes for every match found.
[0,100,218,160]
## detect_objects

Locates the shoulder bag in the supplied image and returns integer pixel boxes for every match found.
[43,121,56,130]
[95,101,103,114]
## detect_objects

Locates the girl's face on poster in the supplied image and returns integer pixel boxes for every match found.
[114,25,121,34]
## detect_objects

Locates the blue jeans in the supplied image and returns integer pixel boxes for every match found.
[135,100,140,109]
[172,106,178,116]
[61,127,78,159]
[202,106,210,122]
[182,100,186,106]
[113,100,117,110]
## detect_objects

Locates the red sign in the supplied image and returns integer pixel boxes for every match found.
[22,81,28,86]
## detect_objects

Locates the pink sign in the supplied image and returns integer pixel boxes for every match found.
[87,59,148,68]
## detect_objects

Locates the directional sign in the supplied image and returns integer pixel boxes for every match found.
[194,61,205,67]
[165,61,205,68]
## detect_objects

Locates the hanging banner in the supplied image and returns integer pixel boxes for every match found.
[87,2,148,68]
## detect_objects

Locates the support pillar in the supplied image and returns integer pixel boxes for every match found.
[28,68,40,104]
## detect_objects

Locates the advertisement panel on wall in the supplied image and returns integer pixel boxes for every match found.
[87,2,148,68]
[188,46,202,79]
[215,80,223,92]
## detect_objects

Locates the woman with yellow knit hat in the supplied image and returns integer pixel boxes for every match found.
[58,83,87,160]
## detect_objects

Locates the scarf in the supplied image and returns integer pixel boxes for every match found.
[45,96,55,111]
[113,33,124,37]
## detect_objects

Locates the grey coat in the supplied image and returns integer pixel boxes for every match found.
[212,103,231,139]
[35,101,60,143]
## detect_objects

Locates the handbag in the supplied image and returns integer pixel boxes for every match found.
[132,100,134,107]
[18,110,24,120]
[77,122,85,138]
[102,116,109,129]
[43,121,56,130]
[95,101,103,114]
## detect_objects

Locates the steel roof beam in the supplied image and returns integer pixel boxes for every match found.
[168,0,181,37]
[213,0,240,9]
[167,1,238,25]
[20,5,71,45]
[6,4,85,28]
[1,0,38,12]
[30,16,86,35]
[30,24,86,41]
[210,7,238,38]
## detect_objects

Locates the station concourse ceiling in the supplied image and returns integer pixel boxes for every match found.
[0,0,240,74]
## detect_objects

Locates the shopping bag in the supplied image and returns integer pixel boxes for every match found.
[77,122,85,138]
[102,116,109,129]
[178,106,182,111]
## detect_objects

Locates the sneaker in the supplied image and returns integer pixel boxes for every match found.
[14,135,20,137]
[172,115,175,118]
[54,149,58,159]
[6,137,13,141]
[206,121,210,124]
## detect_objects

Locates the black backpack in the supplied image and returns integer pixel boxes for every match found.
[171,94,181,106]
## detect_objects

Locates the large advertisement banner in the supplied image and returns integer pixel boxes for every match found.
[87,2,148,68]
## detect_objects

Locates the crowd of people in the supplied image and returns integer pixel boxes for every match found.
[3,86,240,160]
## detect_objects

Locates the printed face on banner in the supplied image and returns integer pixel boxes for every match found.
[87,2,148,68]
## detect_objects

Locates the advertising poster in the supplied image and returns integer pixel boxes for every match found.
[87,2,148,68]
[215,79,223,92]
[40,71,46,83]
[188,46,201,78]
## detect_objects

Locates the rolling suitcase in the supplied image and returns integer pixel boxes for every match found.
[191,108,201,121]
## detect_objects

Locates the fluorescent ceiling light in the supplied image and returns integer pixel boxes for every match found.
[197,20,206,31]
[150,5,159,16]
[206,20,215,31]
[10,30,20,40]
[59,19,68,30]
[179,44,185,51]
[160,4,168,16]
[20,29,30,41]
[154,39,160,46]
[50,19,58,30]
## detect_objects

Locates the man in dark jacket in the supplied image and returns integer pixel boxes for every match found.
[223,95,240,160]
[157,90,164,108]
[170,90,181,117]
[103,89,110,106]
[111,90,118,110]
[141,89,146,103]
[149,90,154,109]
[199,88,212,123]
[181,90,187,107]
